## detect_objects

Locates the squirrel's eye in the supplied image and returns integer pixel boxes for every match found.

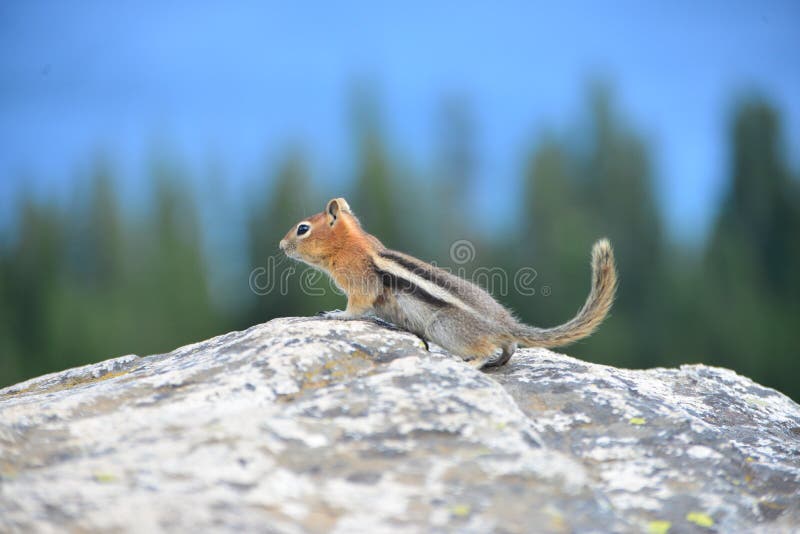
[297,223,310,236]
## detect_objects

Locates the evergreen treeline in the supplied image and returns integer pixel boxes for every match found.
[2,87,798,401]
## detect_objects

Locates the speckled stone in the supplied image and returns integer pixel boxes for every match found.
[1,318,798,533]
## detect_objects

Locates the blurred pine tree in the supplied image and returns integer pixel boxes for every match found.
[350,85,403,250]
[705,98,800,398]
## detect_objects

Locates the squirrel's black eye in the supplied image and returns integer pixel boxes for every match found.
[297,223,310,236]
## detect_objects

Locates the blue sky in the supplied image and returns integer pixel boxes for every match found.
[1,1,798,242]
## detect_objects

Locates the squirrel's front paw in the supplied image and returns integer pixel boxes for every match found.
[317,309,347,319]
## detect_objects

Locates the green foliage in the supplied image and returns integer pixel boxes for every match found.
[1,86,798,403]
[702,99,800,396]
[1,156,224,381]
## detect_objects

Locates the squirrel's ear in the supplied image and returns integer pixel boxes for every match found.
[325,197,351,226]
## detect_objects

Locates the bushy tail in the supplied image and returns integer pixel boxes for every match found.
[512,239,617,348]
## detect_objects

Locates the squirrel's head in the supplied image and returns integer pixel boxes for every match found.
[279,197,359,267]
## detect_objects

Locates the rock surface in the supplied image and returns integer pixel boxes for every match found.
[1,317,799,533]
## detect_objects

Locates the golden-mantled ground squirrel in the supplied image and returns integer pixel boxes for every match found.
[280,198,617,369]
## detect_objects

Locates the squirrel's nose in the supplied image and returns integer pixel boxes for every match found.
[279,239,286,250]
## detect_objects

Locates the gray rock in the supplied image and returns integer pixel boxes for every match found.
[1,317,798,533]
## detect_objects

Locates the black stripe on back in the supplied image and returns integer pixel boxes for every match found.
[372,266,450,308]
[378,251,455,292]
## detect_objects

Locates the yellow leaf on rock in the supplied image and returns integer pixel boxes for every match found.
[686,512,714,528]
[93,472,116,483]
[450,504,471,517]
[647,520,671,534]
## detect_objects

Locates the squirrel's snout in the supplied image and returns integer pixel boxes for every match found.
[279,239,287,250]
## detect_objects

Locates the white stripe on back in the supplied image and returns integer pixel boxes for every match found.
[372,255,476,314]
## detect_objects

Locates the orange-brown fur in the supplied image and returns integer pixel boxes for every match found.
[280,199,383,316]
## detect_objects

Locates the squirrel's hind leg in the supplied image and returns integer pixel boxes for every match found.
[426,311,504,369]
[480,342,517,369]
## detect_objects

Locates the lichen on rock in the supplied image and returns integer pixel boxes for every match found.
[1,317,799,532]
